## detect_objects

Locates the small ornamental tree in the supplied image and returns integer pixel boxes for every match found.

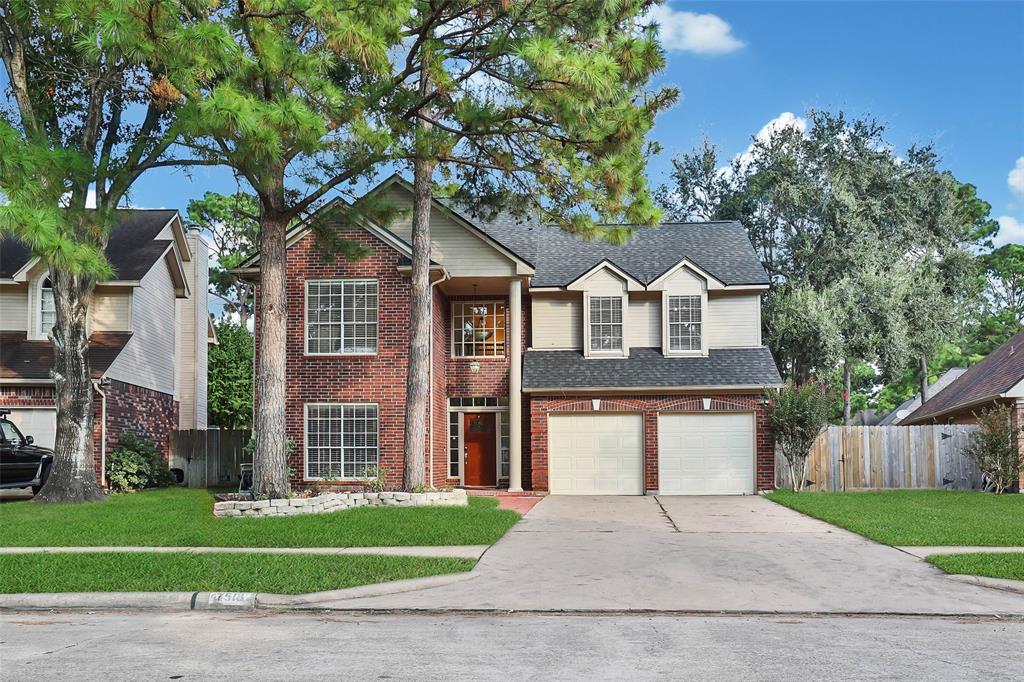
[765,380,831,492]
[963,405,1022,495]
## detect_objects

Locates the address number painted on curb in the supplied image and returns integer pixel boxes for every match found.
[207,592,256,607]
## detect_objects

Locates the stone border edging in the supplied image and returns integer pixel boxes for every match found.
[213,489,468,517]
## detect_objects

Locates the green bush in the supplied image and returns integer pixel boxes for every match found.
[106,433,175,493]
[765,380,831,492]
[963,405,1022,494]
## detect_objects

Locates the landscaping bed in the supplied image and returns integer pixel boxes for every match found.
[0,488,519,548]
[927,553,1024,583]
[0,552,474,594]
[765,489,1024,546]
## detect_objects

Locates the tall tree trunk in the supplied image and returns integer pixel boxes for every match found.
[842,358,852,426]
[35,270,105,503]
[402,154,435,491]
[918,354,929,404]
[252,208,290,498]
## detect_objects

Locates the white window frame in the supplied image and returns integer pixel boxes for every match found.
[303,402,380,481]
[585,294,627,357]
[450,300,507,359]
[37,276,56,339]
[304,279,378,356]
[661,291,708,357]
[666,294,703,353]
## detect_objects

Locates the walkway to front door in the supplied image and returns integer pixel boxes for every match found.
[463,413,496,487]
[327,496,1024,614]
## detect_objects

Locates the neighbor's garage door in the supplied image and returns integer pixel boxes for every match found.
[657,413,754,495]
[6,408,57,449]
[548,413,643,495]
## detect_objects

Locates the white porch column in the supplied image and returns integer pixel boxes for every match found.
[508,278,524,492]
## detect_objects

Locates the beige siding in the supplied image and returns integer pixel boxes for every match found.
[105,256,177,395]
[707,293,761,348]
[628,296,661,349]
[582,268,628,295]
[176,235,210,429]
[661,266,705,295]
[532,293,582,349]
[381,185,517,277]
[90,289,132,332]
[0,285,28,331]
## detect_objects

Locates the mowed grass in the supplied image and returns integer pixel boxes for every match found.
[927,553,1024,582]
[0,488,520,548]
[765,489,1024,546]
[0,552,475,594]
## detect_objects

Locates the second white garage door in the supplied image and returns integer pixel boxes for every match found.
[5,408,57,449]
[658,413,754,495]
[548,413,643,495]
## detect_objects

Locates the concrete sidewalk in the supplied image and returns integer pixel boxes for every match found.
[0,545,488,559]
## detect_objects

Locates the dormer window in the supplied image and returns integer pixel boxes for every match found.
[39,278,56,335]
[589,296,623,352]
[668,295,701,352]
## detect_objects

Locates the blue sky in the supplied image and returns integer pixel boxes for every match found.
[79,2,1024,247]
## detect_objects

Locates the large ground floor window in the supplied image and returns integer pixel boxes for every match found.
[304,403,379,479]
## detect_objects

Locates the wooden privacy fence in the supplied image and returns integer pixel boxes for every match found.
[775,425,981,491]
[169,429,251,488]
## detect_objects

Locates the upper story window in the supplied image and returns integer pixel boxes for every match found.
[452,302,506,357]
[589,296,623,352]
[305,279,378,355]
[668,295,702,352]
[39,278,56,335]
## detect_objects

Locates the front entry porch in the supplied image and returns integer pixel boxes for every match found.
[447,398,510,489]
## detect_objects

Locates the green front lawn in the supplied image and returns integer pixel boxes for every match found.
[0,552,474,594]
[0,488,519,548]
[766,489,1024,546]
[927,553,1024,583]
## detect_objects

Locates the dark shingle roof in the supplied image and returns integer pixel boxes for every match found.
[876,367,967,425]
[0,332,132,380]
[439,200,769,287]
[523,347,782,391]
[0,209,178,280]
[903,330,1024,423]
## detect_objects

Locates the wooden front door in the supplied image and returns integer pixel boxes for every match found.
[463,413,497,487]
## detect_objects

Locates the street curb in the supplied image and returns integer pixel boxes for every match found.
[0,571,479,613]
[946,574,1024,596]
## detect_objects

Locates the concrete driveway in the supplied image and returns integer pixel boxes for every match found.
[329,495,1024,614]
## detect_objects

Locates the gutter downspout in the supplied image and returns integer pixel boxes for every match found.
[92,378,108,488]
[427,270,450,488]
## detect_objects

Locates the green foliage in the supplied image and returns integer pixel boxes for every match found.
[962,405,1022,495]
[106,432,174,494]
[765,380,832,491]
[927,553,1024,582]
[207,321,253,429]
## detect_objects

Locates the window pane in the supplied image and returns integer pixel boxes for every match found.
[452,302,506,357]
[343,404,379,478]
[589,297,622,351]
[306,280,378,354]
[40,280,56,335]
[668,295,702,351]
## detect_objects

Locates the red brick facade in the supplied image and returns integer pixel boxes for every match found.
[527,394,774,493]
[1,380,177,484]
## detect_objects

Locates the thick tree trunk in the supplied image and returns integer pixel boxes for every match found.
[252,210,290,498]
[918,355,929,404]
[842,358,852,426]
[402,155,435,491]
[35,270,105,504]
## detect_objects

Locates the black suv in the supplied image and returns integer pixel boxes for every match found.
[0,409,54,495]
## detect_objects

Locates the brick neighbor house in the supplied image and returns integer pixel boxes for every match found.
[237,175,782,495]
[902,328,1024,491]
[0,210,214,484]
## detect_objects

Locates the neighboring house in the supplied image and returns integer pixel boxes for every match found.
[0,210,214,484]
[877,367,968,425]
[238,175,782,496]
[902,330,1024,490]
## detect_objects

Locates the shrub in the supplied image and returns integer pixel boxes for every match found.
[765,380,831,492]
[963,405,1022,495]
[106,433,175,493]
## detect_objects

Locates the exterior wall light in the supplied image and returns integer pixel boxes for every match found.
[702,397,712,410]
[469,360,481,373]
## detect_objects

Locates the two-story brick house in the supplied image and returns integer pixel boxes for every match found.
[239,175,782,495]
[0,210,213,484]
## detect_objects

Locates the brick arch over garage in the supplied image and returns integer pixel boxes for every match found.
[527,394,773,493]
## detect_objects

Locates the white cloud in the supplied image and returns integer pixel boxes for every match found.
[995,215,1024,247]
[1008,156,1024,199]
[646,6,744,55]
[724,112,807,175]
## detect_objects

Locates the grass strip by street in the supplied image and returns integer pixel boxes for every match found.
[0,552,475,594]
[927,553,1024,583]
[0,488,519,548]
[765,489,1024,546]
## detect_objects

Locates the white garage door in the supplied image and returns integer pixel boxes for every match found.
[658,413,754,495]
[548,413,643,495]
[6,408,57,449]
